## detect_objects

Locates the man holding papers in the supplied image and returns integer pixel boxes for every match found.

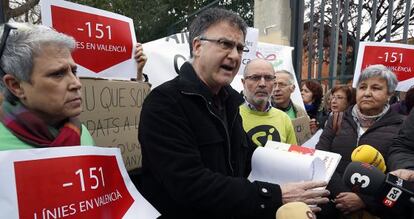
[137,8,329,219]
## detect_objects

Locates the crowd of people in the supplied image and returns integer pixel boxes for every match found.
[0,7,414,219]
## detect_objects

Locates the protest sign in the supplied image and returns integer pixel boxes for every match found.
[237,27,259,75]
[291,116,312,146]
[142,32,190,90]
[40,0,137,79]
[79,78,151,171]
[0,146,160,218]
[256,42,305,110]
[353,42,414,91]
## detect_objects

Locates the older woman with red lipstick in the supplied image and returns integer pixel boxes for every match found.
[0,23,94,149]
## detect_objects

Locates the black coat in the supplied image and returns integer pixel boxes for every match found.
[388,109,414,170]
[316,106,403,218]
[137,62,283,219]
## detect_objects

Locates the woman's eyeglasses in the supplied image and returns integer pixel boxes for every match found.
[331,95,345,100]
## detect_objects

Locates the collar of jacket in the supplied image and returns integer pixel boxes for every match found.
[275,99,294,112]
[344,104,403,130]
[177,62,244,108]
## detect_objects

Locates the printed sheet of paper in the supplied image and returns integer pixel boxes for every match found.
[248,147,326,185]
[262,141,341,184]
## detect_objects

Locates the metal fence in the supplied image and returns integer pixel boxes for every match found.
[291,0,414,88]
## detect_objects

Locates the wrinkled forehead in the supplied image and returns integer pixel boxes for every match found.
[275,73,292,83]
[203,20,245,40]
[245,59,274,75]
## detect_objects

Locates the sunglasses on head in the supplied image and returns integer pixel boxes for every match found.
[0,23,17,76]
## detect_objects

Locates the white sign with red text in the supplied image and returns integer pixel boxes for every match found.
[40,0,137,79]
[0,146,160,218]
[353,42,414,91]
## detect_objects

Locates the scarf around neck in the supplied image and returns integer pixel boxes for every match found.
[352,104,390,128]
[1,100,81,147]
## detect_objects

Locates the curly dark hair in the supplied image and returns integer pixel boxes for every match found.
[302,80,323,108]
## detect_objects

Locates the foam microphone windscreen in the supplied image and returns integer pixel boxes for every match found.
[343,162,386,194]
[351,144,386,173]
[275,202,315,219]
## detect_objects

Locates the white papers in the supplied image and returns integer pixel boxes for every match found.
[248,147,326,184]
[302,129,323,149]
[248,141,341,185]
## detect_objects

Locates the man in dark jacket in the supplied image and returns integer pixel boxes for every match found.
[137,8,329,219]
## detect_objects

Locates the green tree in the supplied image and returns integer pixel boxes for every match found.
[68,0,253,42]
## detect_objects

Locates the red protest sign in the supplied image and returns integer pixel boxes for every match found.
[360,45,414,82]
[14,155,134,218]
[50,5,133,73]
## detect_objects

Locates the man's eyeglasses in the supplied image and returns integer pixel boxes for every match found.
[198,36,249,54]
[274,82,290,89]
[0,23,17,76]
[244,74,276,82]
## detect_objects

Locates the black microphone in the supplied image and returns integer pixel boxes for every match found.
[343,162,414,208]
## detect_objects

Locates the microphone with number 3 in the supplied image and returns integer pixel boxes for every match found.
[343,161,414,208]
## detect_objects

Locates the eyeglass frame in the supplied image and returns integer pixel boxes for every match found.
[244,74,276,82]
[197,36,249,54]
[274,82,292,89]
[0,23,17,76]
[331,95,346,101]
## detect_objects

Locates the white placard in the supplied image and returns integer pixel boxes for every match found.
[41,0,137,79]
[353,42,414,91]
[0,146,160,218]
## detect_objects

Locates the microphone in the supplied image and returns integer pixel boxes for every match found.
[351,144,386,172]
[275,202,315,219]
[343,162,414,208]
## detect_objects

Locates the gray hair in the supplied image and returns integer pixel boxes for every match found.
[0,22,75,103]
[356,64,398,94]
[275,69,295,85]
[188,8,247,58]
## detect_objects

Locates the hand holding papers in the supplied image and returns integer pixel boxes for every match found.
[248,141,339,211]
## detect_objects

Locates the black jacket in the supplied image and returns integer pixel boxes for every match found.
[388,109,414,170]
[137,62,283,219]
[316,106,403,218]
